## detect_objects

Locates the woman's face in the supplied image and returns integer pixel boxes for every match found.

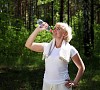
[52,24,67,39]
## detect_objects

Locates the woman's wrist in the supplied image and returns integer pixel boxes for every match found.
[35,27,42,32]
[72,81,78,87]
[65,80,78,88]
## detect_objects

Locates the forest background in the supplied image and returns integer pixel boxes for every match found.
[0,0,100,90]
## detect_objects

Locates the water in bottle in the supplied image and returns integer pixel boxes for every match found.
[37,19,51,31]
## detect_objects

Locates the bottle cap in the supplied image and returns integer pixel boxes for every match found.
[37,19,43,25]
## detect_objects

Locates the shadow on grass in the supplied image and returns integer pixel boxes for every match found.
[0,60,100,90]
[0,69,100,90]
[0,68,44,90]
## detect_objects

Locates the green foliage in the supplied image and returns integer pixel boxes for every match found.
[0,20,53,68]
[69,10,84,56]
[35,30,52,42]
[0,26,28,66]
[94,24,100,56]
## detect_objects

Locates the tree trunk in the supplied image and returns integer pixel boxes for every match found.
[60,0,64,22]
[51,1,54,25]
[83,0,91,56]
[67,0,69,25]
[28,0,32,30]
[90,0,94,49]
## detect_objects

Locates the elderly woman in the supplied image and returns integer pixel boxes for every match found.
[25,22,85,90]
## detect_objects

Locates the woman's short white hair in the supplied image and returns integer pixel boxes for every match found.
[56,22,72,42]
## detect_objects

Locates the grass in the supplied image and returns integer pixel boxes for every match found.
[0,68,44,90]
[0,54,100,90]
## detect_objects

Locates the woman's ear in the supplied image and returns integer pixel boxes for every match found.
[63,32,68,40]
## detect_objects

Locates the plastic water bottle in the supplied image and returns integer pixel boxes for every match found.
[37,19,51,31]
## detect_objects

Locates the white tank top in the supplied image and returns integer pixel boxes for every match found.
[44,47,70,84]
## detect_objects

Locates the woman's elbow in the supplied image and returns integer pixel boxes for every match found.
[81,64,85,73]
[25,43,31,49]
[83,65,85,72]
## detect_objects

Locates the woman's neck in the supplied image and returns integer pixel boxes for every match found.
[55,38,63,48]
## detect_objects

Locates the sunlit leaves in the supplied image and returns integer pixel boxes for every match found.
[37,0,53,5]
